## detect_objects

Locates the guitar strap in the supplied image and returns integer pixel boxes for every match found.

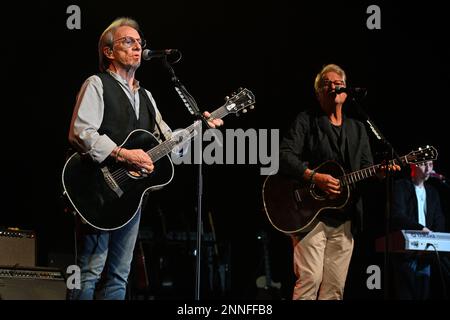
[139,88,167,142]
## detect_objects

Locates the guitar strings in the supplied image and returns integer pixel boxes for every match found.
[339,154,410,186]
[107,107,228,186]
[108,133,183,185]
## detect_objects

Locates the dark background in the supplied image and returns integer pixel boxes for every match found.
[2,0,449,300]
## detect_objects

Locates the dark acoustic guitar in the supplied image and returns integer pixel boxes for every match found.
[62,88,255,231]
[262,146,437,234]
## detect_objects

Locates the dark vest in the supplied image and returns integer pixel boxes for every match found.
[97,72,156,144]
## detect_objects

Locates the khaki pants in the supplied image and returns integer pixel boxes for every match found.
[291,220,354,300]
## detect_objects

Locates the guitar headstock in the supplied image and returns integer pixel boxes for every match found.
[406,145,438,165]
[224,88,255,115]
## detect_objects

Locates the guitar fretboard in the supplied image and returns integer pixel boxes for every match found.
[147,107,226,162]
[339,156,407,186]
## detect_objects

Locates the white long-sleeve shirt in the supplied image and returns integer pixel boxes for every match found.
[414,185,427,227]
[69,71,172,163]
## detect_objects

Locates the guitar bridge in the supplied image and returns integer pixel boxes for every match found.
[101,167,124,198]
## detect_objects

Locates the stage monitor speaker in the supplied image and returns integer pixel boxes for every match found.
[0,266,66,300]
[0,228,36,267]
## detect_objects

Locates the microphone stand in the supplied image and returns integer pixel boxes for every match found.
[438,178,450,189]
[349,93,402,300]
[162,57,212,300]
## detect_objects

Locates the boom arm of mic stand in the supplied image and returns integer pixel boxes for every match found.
[350,97,403,167]
[163,58,212,129]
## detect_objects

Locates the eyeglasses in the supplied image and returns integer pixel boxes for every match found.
[321,79,346,88]
[113,36,147,49]
[416,161,433,168]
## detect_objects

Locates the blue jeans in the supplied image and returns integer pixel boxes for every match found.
[70,211,141,300]
[392,255,431,300]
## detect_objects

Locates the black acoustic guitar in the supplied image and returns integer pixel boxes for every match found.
[262,146,437,234]
[62,88,255,230]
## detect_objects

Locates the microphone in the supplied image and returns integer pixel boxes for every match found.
[142,49,179,60]
[430,170,446,181]
[335,86,367,95]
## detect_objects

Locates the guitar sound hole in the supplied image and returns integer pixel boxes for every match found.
[310,184,327,200]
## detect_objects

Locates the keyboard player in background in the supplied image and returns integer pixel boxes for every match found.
[391,160,446,299]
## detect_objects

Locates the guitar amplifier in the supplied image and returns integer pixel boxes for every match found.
[0,228,36,267]
[0,266,66,300]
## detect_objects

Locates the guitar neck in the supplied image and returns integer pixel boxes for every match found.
[210,106,229,119]
[147,106,227,162]
[340,155,406,186]
[144,88,255,162]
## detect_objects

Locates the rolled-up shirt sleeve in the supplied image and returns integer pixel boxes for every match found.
[68,75,117,163]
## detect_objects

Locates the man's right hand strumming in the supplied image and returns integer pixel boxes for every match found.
[304,169,341,196]
[112,147,154,173]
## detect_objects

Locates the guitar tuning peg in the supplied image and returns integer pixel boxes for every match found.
[249,105,255,109]
[238,87,243,91]
[225,96,229,100]
[242,109,247,113]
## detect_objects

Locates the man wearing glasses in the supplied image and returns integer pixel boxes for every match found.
[68,17,223,300]
[279,64,376,299]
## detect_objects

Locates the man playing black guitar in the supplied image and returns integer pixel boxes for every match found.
[277,64,399,300]
[67,17,223,300]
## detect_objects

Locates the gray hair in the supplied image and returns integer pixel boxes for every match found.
[314,64,347,94]
[98,17,141,72]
